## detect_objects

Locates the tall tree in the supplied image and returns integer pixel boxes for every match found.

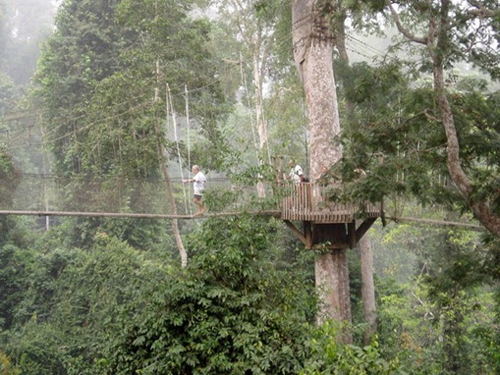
[212,0,283,196]
[327,0,500,356]
[292,0,351,341]
[36,0,229,176]
[35,0,133,175]
[329,0,378,344]
[382,1,500,236]
[34,0,230,250]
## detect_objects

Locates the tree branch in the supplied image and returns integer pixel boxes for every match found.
[385,0,428,45]
[467,1,499,18]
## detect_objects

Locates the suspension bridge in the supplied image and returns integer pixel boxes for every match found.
[0,172,377,219]
[0,172,482,250]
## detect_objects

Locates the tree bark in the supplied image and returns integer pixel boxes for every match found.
[154,126,187,267]
[315,250,352,339]
[436,71,500,236]
[292,0,342,176]
[292,0,350,341]
[359,234,377,344]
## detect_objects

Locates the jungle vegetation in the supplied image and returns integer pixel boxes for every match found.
[1,0,500,374]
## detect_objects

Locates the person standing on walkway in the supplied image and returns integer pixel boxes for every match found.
[287,159,304,184]
[183,165,207,216]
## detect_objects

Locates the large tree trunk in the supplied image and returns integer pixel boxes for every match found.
[292,0,350,340]
[315,250,352,339]
[292,0,342,175]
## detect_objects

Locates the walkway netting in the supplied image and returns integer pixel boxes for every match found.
[0,173,278,215]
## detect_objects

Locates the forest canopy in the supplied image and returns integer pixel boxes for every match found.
[0,0,500,374]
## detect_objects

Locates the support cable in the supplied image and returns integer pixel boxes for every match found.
[185,84,191,177]
[167,84,190,214]
[240,52,260,164]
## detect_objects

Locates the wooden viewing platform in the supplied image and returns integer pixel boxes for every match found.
[280,182,382,223]
[279,182,383,250]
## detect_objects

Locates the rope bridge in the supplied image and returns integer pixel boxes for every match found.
[0,173,244,218]
[0,173,481,231]
[0,173,380,222]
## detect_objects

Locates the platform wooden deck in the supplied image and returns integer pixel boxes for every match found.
[280,182,382,223]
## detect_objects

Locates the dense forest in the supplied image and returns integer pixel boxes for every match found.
[1,0,500,374]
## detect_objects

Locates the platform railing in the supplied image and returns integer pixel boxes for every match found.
[279,182,382,223]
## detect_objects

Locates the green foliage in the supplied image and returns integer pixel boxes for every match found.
[5,319,68,375]
[333,56,500,217]
[0,351,19,375]
[3,214,498,374]
[0,245,34,329]
[300,321,402,375]
[2,237,176,375]
[472,237,500,373]
[0,148,21,211]
[370,219,500,374]
[375,274,500,375]
[102,216,407,374]
[35,215,174,251]
[11,246,81,326]
[105,216,315,374]
[0,72,18,112]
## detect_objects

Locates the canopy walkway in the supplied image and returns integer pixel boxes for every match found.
[0,173,386,249]
[0,173,380,220]
[0,173,481,248]
[0,173,245,217]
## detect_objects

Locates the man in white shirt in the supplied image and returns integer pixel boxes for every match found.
[183,165,207,216]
